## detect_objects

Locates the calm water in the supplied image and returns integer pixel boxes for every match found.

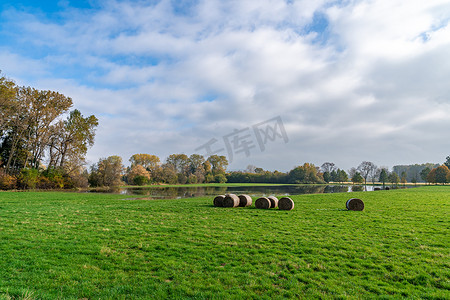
[98,185,410,200]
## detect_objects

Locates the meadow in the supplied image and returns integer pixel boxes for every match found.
[0,186,448,299]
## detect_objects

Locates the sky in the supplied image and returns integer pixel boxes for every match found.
[1,0,449,172]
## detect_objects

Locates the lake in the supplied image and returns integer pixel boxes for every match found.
[98,185,409,200]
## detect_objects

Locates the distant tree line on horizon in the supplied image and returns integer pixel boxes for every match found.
[86,154,450,189]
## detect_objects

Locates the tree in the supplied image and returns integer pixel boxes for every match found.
[207,155,228,175]
[338,169,348,183]
[20,87,73,170]
[158,163,178,184]
[428,165,450,184]
[401,171,407,186]
[371,167,381,184]
[129,154,160,173]
[0,72,17,134]
[393,163,439,183]
[379,168,388,188]
[420,167,431,184]
[351,172,364,184]
[288,163,323,184]
[166,154,189,174]
[348,167,357,179]
[214,173,227,183]
[48,109,98,174]
[255,167,264,174]
[89,156,124,187]
[323,171,331,183]
[188,154,205,174]
[127,164,150,185]
[357,161,377,186]
[388,172,400,186]
[321,162,336,174]
[444,156,450,169]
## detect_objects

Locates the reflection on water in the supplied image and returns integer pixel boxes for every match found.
[95,184,409,200]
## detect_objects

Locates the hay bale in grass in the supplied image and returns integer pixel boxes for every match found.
[385,187,390,190]
[374,187,381,191]
[223,194,240,208]
[268,196,278,208]
[255,197,271,209]
[278,197,294,210]
[346,198,364,211]
[238,194,252,207]
[213,195,225,207]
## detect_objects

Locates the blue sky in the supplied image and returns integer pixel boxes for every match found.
[1,0,450,171]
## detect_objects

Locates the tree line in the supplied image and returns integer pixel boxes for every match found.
[0,71,98,189]
[84,155,450,187]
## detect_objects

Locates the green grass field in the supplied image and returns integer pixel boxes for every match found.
[0,186,449,299]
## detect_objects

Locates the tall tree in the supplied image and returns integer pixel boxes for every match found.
[127,164,151,185]
[48,109,98,173]
[166,154,189,174]
[351,172,364,184]
[428,165,450,184]
[89,156,124,187]
[207,155,228,175]
[129,154,160,172]
[420,167,431,184]
[401,171,407,186]
[444,156,450,169]
[23,87,73,169]
[388,172,400,186]
[321,162,336,174]
[379,168,388,188]
[288,163,322,184]
[338,169,348,183]
[357,161,377,186]
[188,154,205,174]
[0,72,17,134]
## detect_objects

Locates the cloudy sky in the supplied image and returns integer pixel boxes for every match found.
[1,0,449,171]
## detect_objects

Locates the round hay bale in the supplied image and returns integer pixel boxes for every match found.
[238,194,252,207]
[255,197,271,209]
[268,196,278,208]
[385,187,390,190]
[213,195,225,207]
[374,187,381,191]
[346,198,364,211]
[278,197,294,210]
[223,194,240,208]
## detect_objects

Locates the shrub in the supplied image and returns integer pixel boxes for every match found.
[18,168,40,189]
[41,168,65,189]
[133,175,149,186]
[187,174,198,184]
[214,173,227,183]
[0,170,17,190]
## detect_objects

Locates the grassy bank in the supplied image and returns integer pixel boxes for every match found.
[0,187,449,299]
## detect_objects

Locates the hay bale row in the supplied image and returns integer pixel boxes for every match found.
[214,194,294,210]
[255,196,295,211]
[216,195,364,212]
[346,198,364,211]
[214,194,252,208]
